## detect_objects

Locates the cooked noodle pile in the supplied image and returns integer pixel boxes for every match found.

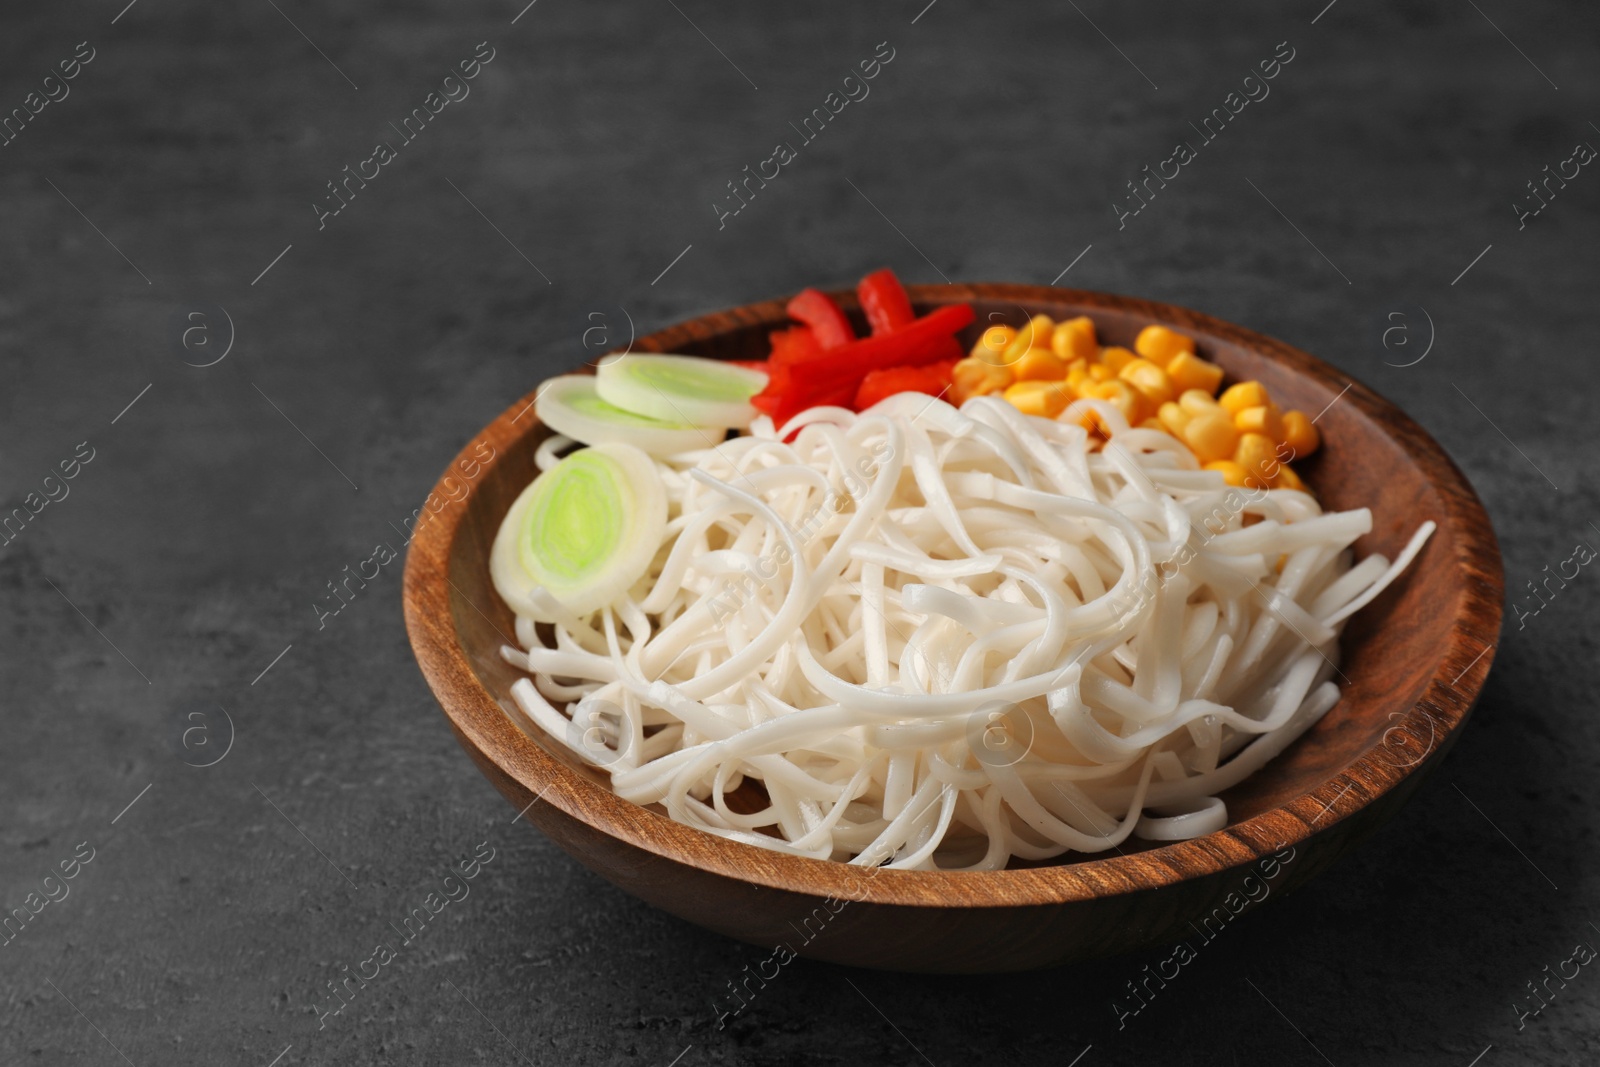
[503,394,1431,869]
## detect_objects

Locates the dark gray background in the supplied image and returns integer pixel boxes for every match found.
[2,0,1596,1064]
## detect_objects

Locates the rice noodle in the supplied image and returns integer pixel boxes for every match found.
[497,393,1432,870]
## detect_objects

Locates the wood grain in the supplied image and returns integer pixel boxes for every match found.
[402,284,1503,972]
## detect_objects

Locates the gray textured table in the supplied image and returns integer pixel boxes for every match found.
[2,1,1596,1064]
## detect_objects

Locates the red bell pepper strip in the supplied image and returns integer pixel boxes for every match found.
[750,328,819,413]
[791,303,972,389]
[767,325,821,364]
[749,356,803,420]
[928,335,964,363]
[786,288,856,349]
[858,269,915,335]
[817,385,860,409]
[751,303,974,425]
[854,358,959,410]
[751,368,854,419]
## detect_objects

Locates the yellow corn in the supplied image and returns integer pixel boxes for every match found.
[1118,358,1175,406]
[1233,403,1284,442]
[1272,463,1307,491]
[970,324,1016,364]
[1090,380,1147,425]
[1157,401,1189,437]
[1165,351,1224,395]
[1012,347,1069,381]
[1179,389,1220,417]
[1135,324,1195,364]
[1004,314,1056,361]
[1074,407,1115,437]
[952,357,1014,404]
[1234,432,1278,488]
[1051,317,1098,362]
[1004,378,1072,418]
[1281,410,1320,458]
[1099,346,1137,374]
[1184,412,1240,463]
[1204,459,1250,487]
[1219,380,1269,416]
[990,325,1328,501]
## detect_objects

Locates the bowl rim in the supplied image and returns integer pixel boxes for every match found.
[402,282,1504,908]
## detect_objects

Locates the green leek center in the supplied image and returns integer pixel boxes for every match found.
[568,390,686,428]
[630,359,759,401]
[520,450,627,587]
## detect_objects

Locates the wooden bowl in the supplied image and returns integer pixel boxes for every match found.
[402,284,1502,973]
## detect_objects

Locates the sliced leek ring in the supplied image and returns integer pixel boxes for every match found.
[490,443,667,622]
[535,375,709,457]
[596,354,767,429]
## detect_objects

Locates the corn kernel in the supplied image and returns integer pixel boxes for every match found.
[1051,317,1098,362]
[1219,380,1269,416]
[1165,351,1225,395]
[1079,408,1118,437]
[970,324,1016,365]
[1281,410,1320,458]
[951,357,1014,404]
[1070,407,1101,435]
[1185,412,1240,463]
[1066,364,1091,393]
[1099,346,1137,374]
[1135,324,1195,364]
[1012,347,1068,381]
[1233,403,1284,441]
[1272,463,1307,492]
[1139,417,1163,430]
[1157,401,1189,437]
[1234,432,1279,488]
[1005,314,1056,361]
[1090,380,1147,424]
[1118,358,1175,406]
[1088,363,1114,382]
[1004,378,1072,418]
[1204,460,1249,488]
[1179,389,1220,417]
